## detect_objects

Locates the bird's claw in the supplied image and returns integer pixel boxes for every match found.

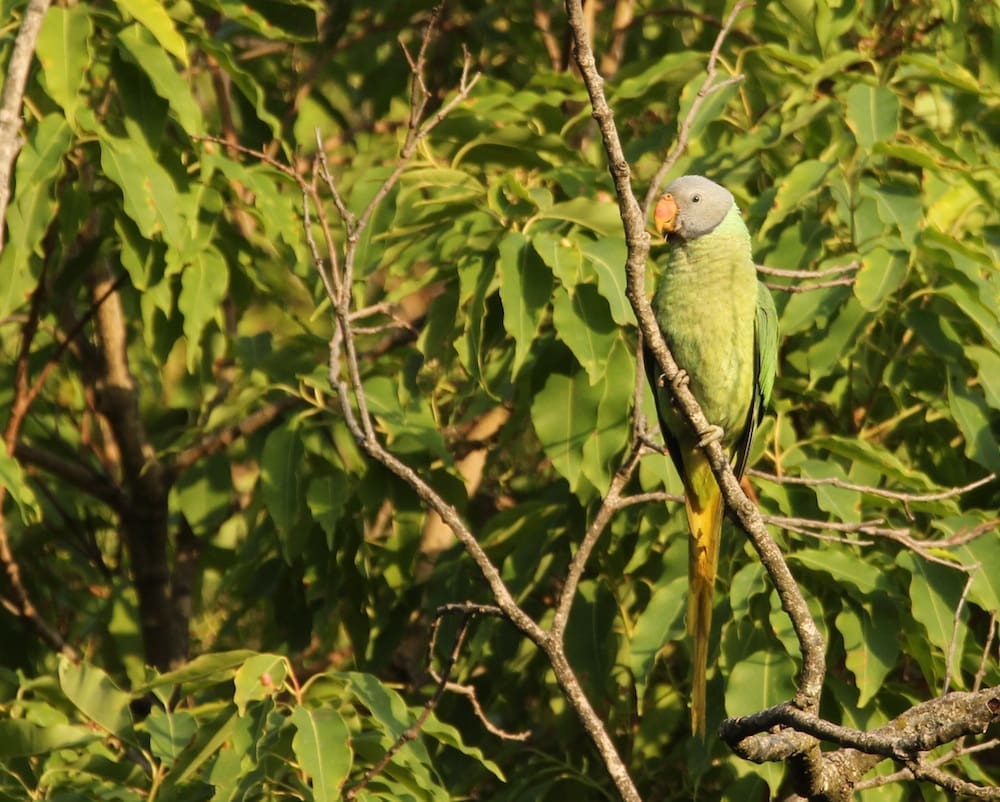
[670,369,689,391]
[697,425,724,448]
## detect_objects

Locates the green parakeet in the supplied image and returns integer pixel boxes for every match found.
[647,175,778,736]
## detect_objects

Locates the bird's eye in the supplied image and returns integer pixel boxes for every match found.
[692,194,701,203]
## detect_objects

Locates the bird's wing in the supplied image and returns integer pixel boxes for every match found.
[733,281,778,479]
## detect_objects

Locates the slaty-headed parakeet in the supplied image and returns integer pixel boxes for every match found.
[646,175,777,736]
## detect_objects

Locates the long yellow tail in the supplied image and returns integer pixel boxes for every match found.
[683,455,725,737]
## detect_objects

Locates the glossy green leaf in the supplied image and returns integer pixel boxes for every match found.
[788,548,883,596]
[113,0,189,65]
[420,715,505,781]
[725,648,797,719]
[100,133,184,240]
[948,370,1000,473]
[845,84,899,149]
[898,552,965,684]
[233,654,287,715]
[117,24,203,135]
[551,283,618,384]
[178,247,229,371]
[261,423,306,551]
[578,236,634,325]
[629,575,687,709]
[498,230,552,376]
[134,650,260,693]
[965,346,1000,409]
[290,706,352,801]
[836,596,899,707]
[145,708,198,763]
[532,230,584,287]
[580,336,632,493]
[35,5,91,119]
[538,198,623,237]
[530,368,601,495]
[57,657,135,742]
[758,159,830,239]
[0,720,96,757]
[854,248,907,311]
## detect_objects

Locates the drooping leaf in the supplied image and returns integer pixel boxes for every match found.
[178,247,229,371]
[290,706,353,802]
[844,84,899,149]
[57,657,136,743]
[117,24,203,135]
[35,5,92,120]
[112,0,189,64]
[233,654,287,715]
[498,230,552,376]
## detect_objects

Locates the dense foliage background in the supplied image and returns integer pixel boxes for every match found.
[0,0,997,799]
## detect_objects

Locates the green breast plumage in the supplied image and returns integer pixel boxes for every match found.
[652,205,758,446]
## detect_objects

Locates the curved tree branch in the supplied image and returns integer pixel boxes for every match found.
[0,0,52,253]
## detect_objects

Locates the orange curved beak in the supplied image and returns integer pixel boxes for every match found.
[654,194,678,235]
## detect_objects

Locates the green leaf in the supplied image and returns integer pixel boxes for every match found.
[898,552,965,686]
[845,84,899,150]
[947,370,1000,473]
[862,179,922,247]
[758,160,830,239]
[629,576,687,709]
[420,714,505,781]
[836,596,899,707]
[178,247,229,371]
[580,336,632,493]
[565,581,617,696]
[956,535,1000,614]
[0,719,96,757]
[725,648,797,719]
[965,346,1000,409]
[35,5,92,120]
[112,0,189,65]
[290,706,352,802]
[261,423,306,555]
[57,657,135,742]
[100,133,183,240]
[345,672,412,739]
[164,705,240,788]
[538,198,623,237]
[578,236,634,325]
[854,248,907,311]
[498,231,552,376]
[788,548,883,596]
[551,283,618,384]
[0,451,39,523]
[233,654,287,715]
[145,708,198,763]
[796,460,861,523]
[306,474,350,547]
[676,69,742,147]
[532,230,583,287]
[134,650,260,693]
[530,368,600,496]
[117,24,203,135]
[0,114,72,319]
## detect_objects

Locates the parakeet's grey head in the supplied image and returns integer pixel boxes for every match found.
[653,175,735,240]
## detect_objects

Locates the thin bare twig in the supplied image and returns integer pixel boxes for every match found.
[427,603,531,741]
[756,261,861,279]
[943,567,979,695]
[765,277,856,293]
[344,606,478,800]
[750,469,996,516]
[641,0,750,215]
